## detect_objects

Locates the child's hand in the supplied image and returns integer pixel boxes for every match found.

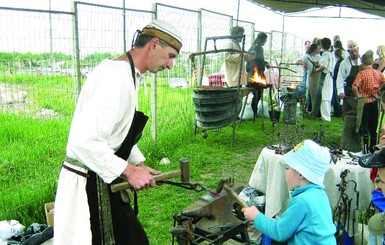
[241,206,260,222]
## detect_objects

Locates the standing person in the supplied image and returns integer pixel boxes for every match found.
[246,32,269,117]
[296,40,311,99]
[313,37,322,56]
[303,43,321,113]
[296,40,311,66]
[331,48,343,117]
[373,45,385,73]
[304,40,311,53]
[223,26,254,87]
[333,35,341,46]
[334,40,349,59]
[352,50,385,153]
[331,39,347,93]
[54,20,182,245]
[242,140,336,245]
[312,37,334,121]
[336,40,361,116]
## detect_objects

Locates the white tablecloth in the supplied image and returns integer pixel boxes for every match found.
[248,147,373,237]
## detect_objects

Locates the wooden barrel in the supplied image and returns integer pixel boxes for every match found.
[193,86,242,129]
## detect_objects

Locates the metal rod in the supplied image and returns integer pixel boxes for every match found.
[190,49,254,57]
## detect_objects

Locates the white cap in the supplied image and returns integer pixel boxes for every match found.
[283,140,330,186]
[347,40,359,51]
[141,19,182,53]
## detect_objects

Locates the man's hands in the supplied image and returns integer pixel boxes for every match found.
[338,92,345,100]
[121,162,161,190]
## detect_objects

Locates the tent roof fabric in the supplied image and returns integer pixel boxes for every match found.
[248,0,385,18]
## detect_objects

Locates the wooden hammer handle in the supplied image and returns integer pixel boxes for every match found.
[223,184,249,208]
[111,169,181,193]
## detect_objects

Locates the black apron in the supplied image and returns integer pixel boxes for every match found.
[342,58,360,116]
[87,51,150,245]
[311,72,326,118]
[345,58,360,97]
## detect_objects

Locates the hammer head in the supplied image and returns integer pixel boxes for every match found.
[215,177,234,193]
[179,158,190,183]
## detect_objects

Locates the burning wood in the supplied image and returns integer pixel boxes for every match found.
[286,82,299,93]
[288,83,297,89]
[248,67,268,88]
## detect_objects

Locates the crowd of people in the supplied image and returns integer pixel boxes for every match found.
[295,36,385,159]
[51,19,385,244]
[222,28,385,129]
[299,36,385,121]
[221,30,385,244]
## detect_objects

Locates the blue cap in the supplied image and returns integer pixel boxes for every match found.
[283,140,330,186]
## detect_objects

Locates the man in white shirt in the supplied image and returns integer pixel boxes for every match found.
[223,26,254,87]
[313,38,334,121]
[54,20,182,245]
[336,40,361,115]
[336,41,361,100]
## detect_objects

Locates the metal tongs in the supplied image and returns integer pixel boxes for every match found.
[160,180,221,196]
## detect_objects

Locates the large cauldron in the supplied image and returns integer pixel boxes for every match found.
[193,86,242,130]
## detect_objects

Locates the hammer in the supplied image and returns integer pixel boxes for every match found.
[222,183,249,208]
[111,157,190,193]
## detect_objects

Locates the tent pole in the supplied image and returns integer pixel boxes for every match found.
[236,0,240,25]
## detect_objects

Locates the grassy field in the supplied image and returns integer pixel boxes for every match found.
[0,75,345,244]
[139,114,345,244]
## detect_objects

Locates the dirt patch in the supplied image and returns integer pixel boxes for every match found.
[0,83,62,118]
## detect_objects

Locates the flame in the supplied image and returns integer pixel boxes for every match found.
[249,67,267,86]
[289,83,296,89]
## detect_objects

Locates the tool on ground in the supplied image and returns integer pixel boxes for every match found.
[111,157,190,193]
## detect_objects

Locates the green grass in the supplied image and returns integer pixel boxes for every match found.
[0,75,345,244]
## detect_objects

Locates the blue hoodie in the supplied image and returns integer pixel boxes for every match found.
[254,184,336,245]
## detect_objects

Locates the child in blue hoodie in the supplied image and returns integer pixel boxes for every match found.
[242,140,336,245]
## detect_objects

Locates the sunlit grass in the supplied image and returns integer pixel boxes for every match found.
[0,75,345,244]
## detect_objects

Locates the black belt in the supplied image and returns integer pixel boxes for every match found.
[62,158,89,178]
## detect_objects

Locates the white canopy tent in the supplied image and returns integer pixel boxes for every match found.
[247,0,385,18]
[234,0,385,53]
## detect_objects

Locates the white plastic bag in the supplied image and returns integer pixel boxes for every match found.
[239,93,254,120]
[0,220,25,240]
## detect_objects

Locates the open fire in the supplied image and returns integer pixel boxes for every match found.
[287,82,297,92]
[288,82,297,90]
[249,67,268,88]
